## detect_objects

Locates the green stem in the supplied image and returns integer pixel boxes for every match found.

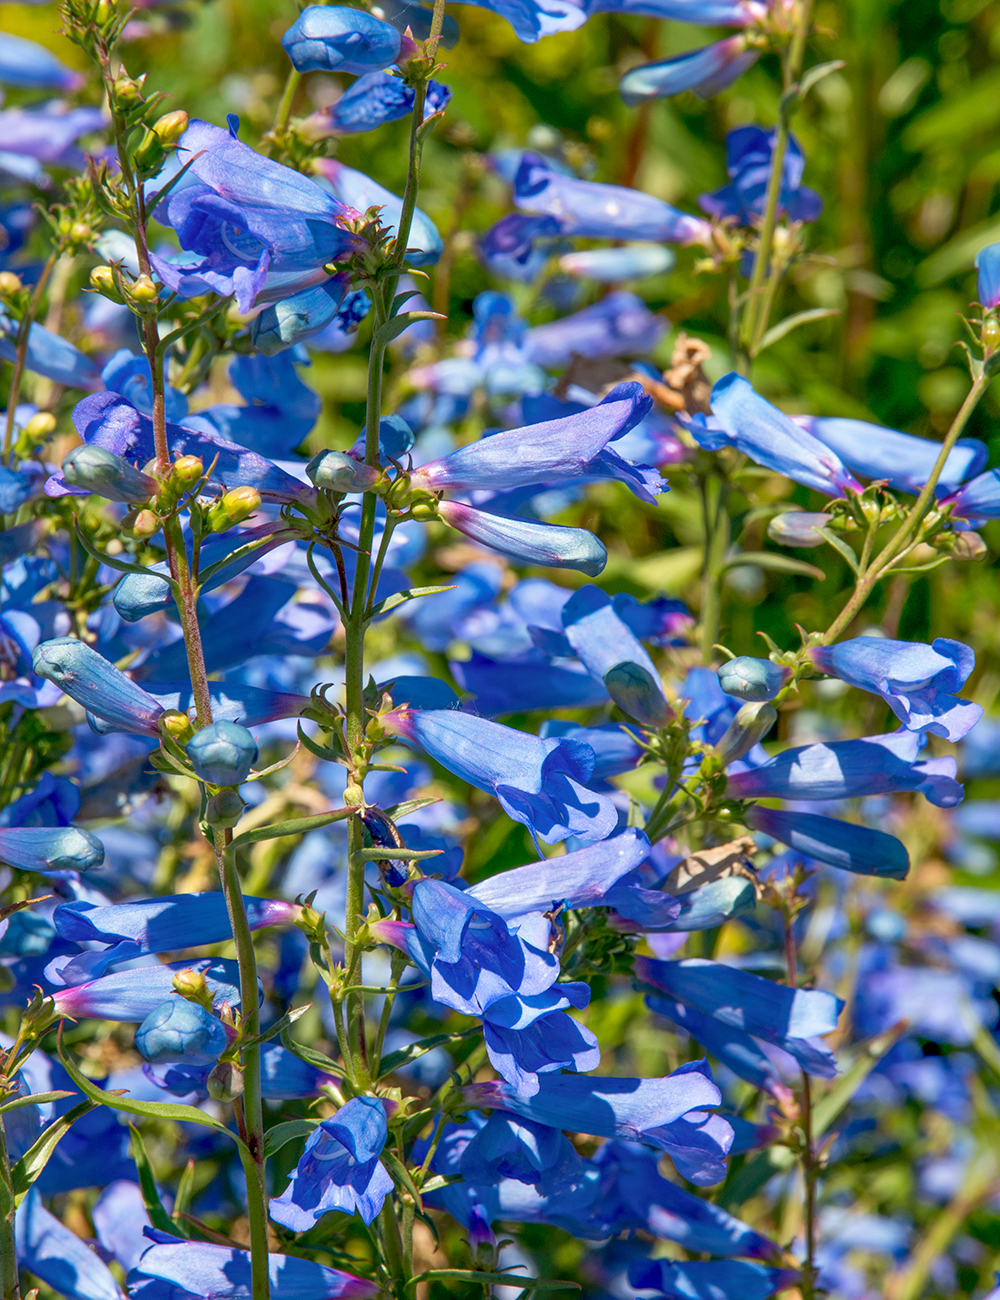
[0,1115,20,1300]
[273,69,301,134]
[215,830,270,1300]
[378,1197,407,1295]
[162,515,214,727]
[820,367,991,644]
[3,252,57,468]
[372,950,408,1072]
[699,475,730,663]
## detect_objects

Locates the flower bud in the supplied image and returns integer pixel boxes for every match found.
[152,110,189,144]
[766,511,831,548]
[206,486,262,533]
[133,128,165,172]
[186,720,258,786]
[410,499,439,522]
[718,656,790,703]
[0,271,23,298]
[129,509,161,540]
[136,998,227,1066]
[172,455,204,489]
[22,412,56,441]
[952,530,988,561]
[713,701,778,767]
[89,265,125,304]
[113,74,143,104]
[207,1059,244,1102]
[172,967,215,1009]
[207,789,245,828]
[306,450,382,494]
[604,661,672,726]
[62,444,157,505]
[159,709,194,744]
[127,274,160,305]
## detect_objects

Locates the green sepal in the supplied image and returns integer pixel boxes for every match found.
[130,1122,183,1236]
[368,584,456,620]
[229,806,356,850]
[10,1099,97,1205]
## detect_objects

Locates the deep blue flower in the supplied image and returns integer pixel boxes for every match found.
[479,212,564,280]
[436,499,608,574]
[744,806,910,879]
[619,35,761,105]
[726,727,964,808]
[251,275,362,354]
[448,0,589,42]
[321,69,452,133]
[0,825,104,877]
[700,127,822,227]
[193,349,321,457]
[808,636,982,742]
[522,292,668,366]
[316,158,443,266]
[698,374,864,497]
[0,313,100,389]
[33,637,167,735]
[15,1188,122,1300]
[384,707,618,843]
[559,244,675,281]
[976,241,1000,309]
[451,651,610,716]
[270,1096,394,1229]
[629,1258,799,1300]
[281,6,403,75]
[941,466,1000,520]
[0,103,106,181]
[150,120,360,312]
[0,33,83,90]
[49,958,242,1019]
[135,998,228,1066]
[559,584,671,723]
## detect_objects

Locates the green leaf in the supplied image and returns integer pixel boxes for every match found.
[799,59,847,97]
[262,1118,321,1159]
[57,1029,248,1152]
[198,527,298,589]
[240,1002,312,1050]
[130,1122,181,1236]
[382,796,442,821]
[419,1172,463,1194]
[812,527,861,576]
[279,1026,346,1080]
[758,307,841,352]
[0,1090,75,1116]
[382,1147,424,1206]
[368,585,455,620]
[377,1027,480,1080]
[811,1022,908,1139]
[230,806,356,850]
[374,311,445,348]
[724,551,826,581]
[10,1099,97,1204]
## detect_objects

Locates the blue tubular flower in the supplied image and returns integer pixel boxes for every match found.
[619,35,761,105]
[135,998,228,1066]
[560,585,671,724]
[322,69,452,133]
[437,499,607,576]
[635,957,843,1077]
[187,721,258,786]
[629,1259,799,1300]
[718,656,789,702]
[411,382,661,501]
[0,33,83,90]
[795,415,987,496]
[448,0,588,41]
[50,958,242,1019]
[726,728,964,808]
[16,1188,123,1300]
[451,652,610,716]
[540,721,644,778]
[0,826,104,876]
[251,275,357,355]
[700,127,822,227]
[943,468,1000,519]
[808,637,982,742]
[467,828,651,917]
[281,6,402,74]
[458,1112,563,1185]
[609,875,752,933]
[976,242,1000,308]
[513,154,711,245]
[61,445,157,504]
[195,350,321,458]
[149,120,360,312]
[127,1237,381,1300]
[0,315,100,389]
[744,806,909,879]
[32,638,166,736]
[479,212,563,280]
[559,245,675,281]
[52,894,299,982]
[702,374,864,497]
[316,159,443,266]
[647,996,794,1102]
[384,708,618,843]
[270,1097,393,1229]
[525,292,667,367]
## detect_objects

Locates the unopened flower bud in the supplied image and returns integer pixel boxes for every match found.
[603,661,672,727]
[129,509,160,540]
[207,1059,244,1102]
[306,450,382,493]
[22,412,56,441]
[0,272,23,298]
[133,128,165,171]
[62,444,157,505]
[172,455,204,490]
[186,720,258,786]
[90,265,125,303]
[152,110,189,144]
[767,511,831,548]
[951,530,988,561]
[206,486,262,533]
[114,75,143,103]
[171,967,215,1010]
[159,709,194,744]
[410,499,439,522]
[207,789,245,828]
[718,656,790,703]
[127,274,159,305]
[713,701,778,767]
[982,317,1000,349]
[136,997,226,1066]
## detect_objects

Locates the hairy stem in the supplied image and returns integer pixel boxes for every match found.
[0,1115,20,1300]
[3,252,57,468]
[700,474,731,663]
[162,515,215,728]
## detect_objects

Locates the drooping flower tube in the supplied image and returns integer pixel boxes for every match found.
[15,1188,122,1300]
[718,655,790,702]
[521,292,667,367]
[436,499,608,575]
[281,6,404,74]
[743,806,910,880]
[628,1258,799,1300]
[0,32,83,91]
[318,69,452,134]
[0,825,104,877]
[135,999,228,1067]
[49,958,243,1020]
[559,245,675,281]
[619,35,761,105]
[976,241,1000,309]
[383,707,618,843]
[807,636,982,742]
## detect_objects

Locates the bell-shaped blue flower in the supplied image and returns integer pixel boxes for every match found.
[193,350,321,458]
[321,69,452,133]
[126,1237,381,1300]
[700,127,822,227]
[187,720,258,786]
[135,998,228,1066]
[458,1111,563,1186]
[718,655,789,702]
[316,158,443,266]
[282,6,403,74]
[629,1258,799,1300]
[270,1096,394,1229]
[449,0,588,42]
[250,274,359,355]
[0,313,100,389]
[437,499,607,575]
[513,153,711,245]
[32,637,166,736]
[619,35,760,104]
[15,1188,122,1300]
[976,241,1000,309]
[727,728,963,808]
[809,636,982,742]
[50,958,242,1020]
[0,825,104,877]
[560,585,671,724]
[699,373,863,497]
[744,806,910,880]
[384,707,618,843]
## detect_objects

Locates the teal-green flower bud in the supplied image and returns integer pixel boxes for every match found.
[713,701,777,767]
[62,445,157,505]
[306,450,383,493]
[186,721,258,786]
[718,656,790,703]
